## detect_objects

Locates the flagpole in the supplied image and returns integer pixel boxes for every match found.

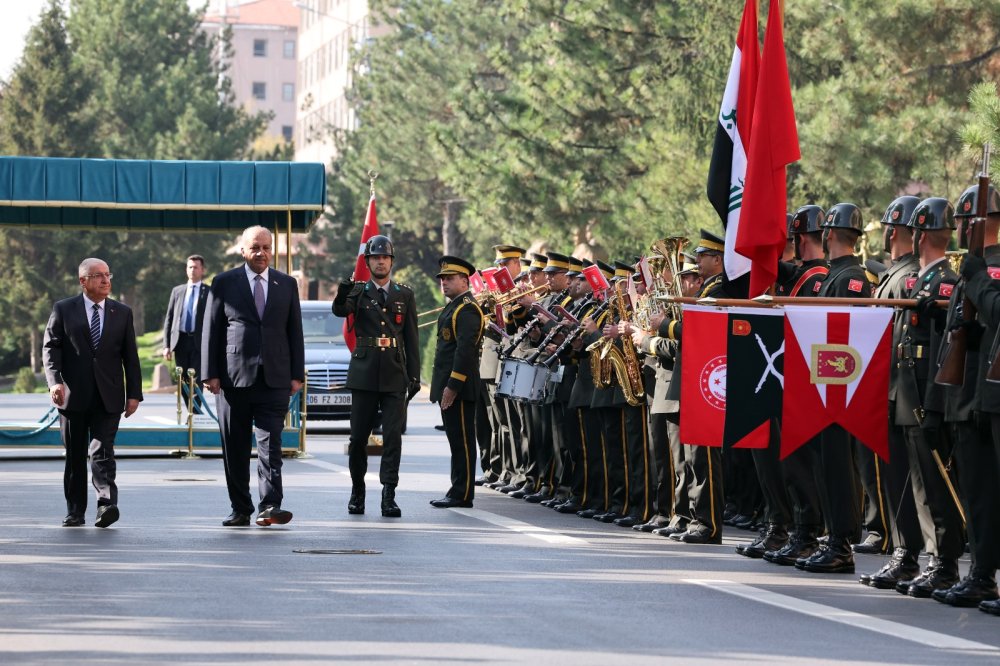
[657,295,946,308]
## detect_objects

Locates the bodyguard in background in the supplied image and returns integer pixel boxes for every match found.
[429,256,485,508]
[43,258,142,528]
[333,235,420,518]
[202,226,304,528]
[162,254,209,411]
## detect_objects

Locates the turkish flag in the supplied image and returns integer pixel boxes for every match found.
[344,194,379,351]
[735,0,800,298]
[679,306,729,447]
[781,306,893,461]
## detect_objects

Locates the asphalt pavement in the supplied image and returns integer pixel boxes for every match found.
[1,393,999,665]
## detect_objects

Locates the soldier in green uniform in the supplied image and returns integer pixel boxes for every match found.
[333,235,421,518]
[430,256,486,508]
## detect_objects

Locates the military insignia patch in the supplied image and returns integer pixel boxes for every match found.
[917,215,926,226]
[964,201,972,212]
[848,279,863,292]
[891,210,900,220]
[813,281,822,293]
[442,328,452,341]
[731,319,751,336]
[939,283,954,297]
[811,344,861,385]
[989,267,1000,280]
[905,276,917,291]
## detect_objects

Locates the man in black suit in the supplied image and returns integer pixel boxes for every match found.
[162,254,209,411]
[333,235,420,518]
[202,226,305,528]
[429,256,485,509]
[43,258,142,528]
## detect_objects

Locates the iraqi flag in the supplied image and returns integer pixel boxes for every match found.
[679,306,729,447]
[706,0,759,283]
[781,306,893,461]
[724,308,784,449]
[344,194,380,351]
[734,0,801,298]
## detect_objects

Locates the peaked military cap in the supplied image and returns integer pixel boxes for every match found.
[613,260,633,279]
[543,251,571,273]
[493,244,527,265]
[695,229,725,254]
[529,253,548,271]
[566,256,584,277]
[436,255,476,278]
[595,260,615,280]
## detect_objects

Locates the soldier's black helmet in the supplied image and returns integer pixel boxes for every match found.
[881,196,921,227]
[822,203,864,232]
[955,184,1000,218]
[907,197,956,231]
[364,235,394,258]
[791,205,826,234]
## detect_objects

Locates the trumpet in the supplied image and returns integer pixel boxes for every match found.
[494,283,549,307]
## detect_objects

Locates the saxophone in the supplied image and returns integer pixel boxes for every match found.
[612,279,646,406]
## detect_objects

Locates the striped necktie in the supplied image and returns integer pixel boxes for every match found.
[90,303,101,349]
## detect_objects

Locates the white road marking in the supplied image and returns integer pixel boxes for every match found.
[686,579,1000,653]
[450,508,587,545]
[296,458,351,475]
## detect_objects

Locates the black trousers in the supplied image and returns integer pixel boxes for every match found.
[953,416,1000,574]
[880,420,922,553]
[853,440,890,549]
[481,382,505,482]
[903,425,964,560]
[623,403,653,522]
[649,412,674,519]
[596,407,627,514]
[580,407,606,510]
[556,402,583,500]
[475,381,495,479]
[686,443,724,537]
[60,389,121,516]
[216,374,289,515]
[814,425,861,541]
[782,435,823,530]
[441,399,477,503]
[348,389,406,488]
[751,419,792,527]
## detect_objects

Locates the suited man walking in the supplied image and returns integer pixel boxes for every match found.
[162,255,209,411]
[202,226,305,527]
[333,235,420,518]
[43,258,142,528]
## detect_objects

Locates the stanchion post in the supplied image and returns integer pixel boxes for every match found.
[293,376,311,458]
[175,366,184,425]
[182,368,199,459]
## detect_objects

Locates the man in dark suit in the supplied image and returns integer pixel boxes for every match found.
[429,256,485,509]
[333,235,420,518]
[162,254,209,411]
[202,226,305,528]
[43,258,142,528]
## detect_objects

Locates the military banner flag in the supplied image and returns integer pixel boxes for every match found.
[781,306,893,461]
[706,0,758,282]
[680,306,729,447]
[344,194,380,351]
[724,308,784,449]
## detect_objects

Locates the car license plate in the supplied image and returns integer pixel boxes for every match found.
[307,394,352,406]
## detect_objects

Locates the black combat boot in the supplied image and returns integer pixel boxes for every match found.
[932,569,999,607]
[797,535,855,574]
[763,527,819,566]
[381,485,401,518]
[738,523,789,559]
[863,548,920,589]
[347,485,365,515]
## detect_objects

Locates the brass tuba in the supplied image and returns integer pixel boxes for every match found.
[634,236,688,329]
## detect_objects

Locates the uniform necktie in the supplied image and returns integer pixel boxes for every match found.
[254,275,265,318]
[90,303,101,349]
[377,287,386,306]
[183,285,197,332]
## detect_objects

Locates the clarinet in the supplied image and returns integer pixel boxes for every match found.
[500,312,543,357]
[542,300,611,368]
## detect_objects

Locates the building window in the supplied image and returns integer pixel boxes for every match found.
[282,126,293,142]
[252,82,266,100]
[282,83,295,102]
[284,40,296,59]
[253,39,267,57]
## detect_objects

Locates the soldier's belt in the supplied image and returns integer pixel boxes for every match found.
[357,336,397,349]
[897,344,926,360]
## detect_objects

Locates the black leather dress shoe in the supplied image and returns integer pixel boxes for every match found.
[738,523,788,559]
[485,480,507,490]
[652,523,687,537]
[764,529,819,566]
[731,513,755,530]
[670,529,722,545]
[613,515,637,528]
[555,500,583,514]
[474,476,490,487]
[62,514,85,527]
[222,512,251,527]
[348,486,366,515]
[429,497,473,508]
[576,508,599,519]
[851,532,885,555]
[797,538,855,574]
[509,487,530,499]
[498,483,521,494]
[594,511,621,523]
[634,516,669,533]
[524,490,552,504]
[980,598,1000,615]
[863,548,920,589]
[256,507,293,526]
[897,557,959,597]
[381,485,401,518]
[95,505,120,528]
[932,572,999,607]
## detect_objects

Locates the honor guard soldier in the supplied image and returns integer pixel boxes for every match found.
[333,235,421,518]
[937,183,1000,611]
[859,196,925,589]
[887,197,965,596]
[796,203,872,574]
[430,256,486,508]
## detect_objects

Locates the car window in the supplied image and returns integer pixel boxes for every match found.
[302,308,347,345]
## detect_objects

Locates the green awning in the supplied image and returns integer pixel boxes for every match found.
[0,156,327,232]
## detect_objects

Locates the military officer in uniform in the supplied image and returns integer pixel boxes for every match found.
[430,256,486,508]
[796,203,872,574]
[859,196,925,589]
[333,235,421,518]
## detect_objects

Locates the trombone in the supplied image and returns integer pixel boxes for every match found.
[417,283,549,329]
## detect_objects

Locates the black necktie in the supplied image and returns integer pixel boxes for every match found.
[377,288,386,305]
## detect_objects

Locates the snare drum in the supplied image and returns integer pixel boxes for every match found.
[496,358,548,403]
[480,338,501,383]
